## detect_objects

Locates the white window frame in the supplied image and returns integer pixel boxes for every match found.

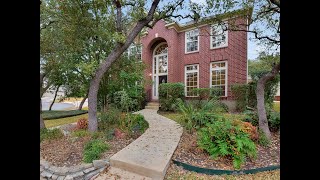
[185,64,199,97]
[210,61,228,97]
[210,23,228,49]
[127,43,142,61]
[185,28,200,54]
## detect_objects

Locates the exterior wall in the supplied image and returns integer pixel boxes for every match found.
[141,18,248,101]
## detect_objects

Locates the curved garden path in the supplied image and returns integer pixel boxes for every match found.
[98,109,183,180]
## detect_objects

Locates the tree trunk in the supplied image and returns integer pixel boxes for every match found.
[78,90,88,110]
[40,98,46,129]
[49,85,60,111]
[256,62,280,139]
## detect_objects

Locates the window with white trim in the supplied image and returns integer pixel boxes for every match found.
[185,29,199,53]
[185,64,199,97]
[210,61,227,96]
[211,23,228,49]
[127,43,142,61]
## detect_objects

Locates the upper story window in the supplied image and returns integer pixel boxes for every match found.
[211,23,228,49]
[185,29,199,53]
[127,43,142,61]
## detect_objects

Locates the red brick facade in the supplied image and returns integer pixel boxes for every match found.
[141,18,248,101]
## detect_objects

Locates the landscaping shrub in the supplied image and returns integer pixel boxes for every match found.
[97,56,146,112]
[176,96,227,132]
[268,111,280,131]
[119,114,149,135]
[197,119,257,169]
[231,84,249,112]
[258,129,271,147]
[71,129,90,138]
[98,107,122,131]
[113,90,137,112]
[233,120,259,141]
[83,139,109,163]
[76,118,88,130]
[159,83,184,111]
[40,128,64,142]
[243,109,259,126]
[243,107,280,132]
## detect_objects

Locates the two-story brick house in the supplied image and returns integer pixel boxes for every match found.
[138,12,249,102]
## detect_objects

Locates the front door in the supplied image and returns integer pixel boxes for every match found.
[152,43,168,100]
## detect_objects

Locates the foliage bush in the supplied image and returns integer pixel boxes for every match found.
[258,129,271,147]
[197,119,257,169]
[71,129,90,138]
[243,107,280,132]
[233,120,259,141]
[113,90,138,112]
[97,57,146,112]
[268,111,280,131]
[83,139,109,163]
[231,80,278,112]
[243,109,259,126]
[98,106,122,131]
[176,98,226,132]
[119,114,149,135]
[40,128,64,142]
[159,83,185,111]
[76,118,88,130]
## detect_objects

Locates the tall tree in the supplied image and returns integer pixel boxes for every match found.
[85,0,187,132]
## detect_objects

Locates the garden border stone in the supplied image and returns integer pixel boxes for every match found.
[172,159,280,175]
[40,159,110,180]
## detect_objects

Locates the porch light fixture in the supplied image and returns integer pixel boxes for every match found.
[149,73,152,76]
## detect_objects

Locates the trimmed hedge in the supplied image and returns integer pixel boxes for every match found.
[42,110,88,120]
[159,83,185,111]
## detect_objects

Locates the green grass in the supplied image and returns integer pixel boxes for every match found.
[42,110,88,120]
[273,102,280,112]
[158,111,183,123]
[40,128,64,142]
[83,139,109,163]
[44,113,88,128]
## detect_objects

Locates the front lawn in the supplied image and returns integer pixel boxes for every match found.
[44,113,88,128]
[274,101,280,112]
[42,110,88,120]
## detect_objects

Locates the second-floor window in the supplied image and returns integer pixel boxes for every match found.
[211,23,228,49]
[185,29,199,53]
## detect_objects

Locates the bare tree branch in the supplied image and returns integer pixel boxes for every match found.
[40,20,56,31]
[269,0,280,8]
[113,0,122,33]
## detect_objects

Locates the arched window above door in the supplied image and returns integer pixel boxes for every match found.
[154,44,168,55]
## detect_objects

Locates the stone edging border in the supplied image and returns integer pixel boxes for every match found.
[40,159,109,180]
[172,159,280,175]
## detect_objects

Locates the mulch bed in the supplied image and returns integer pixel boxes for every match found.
[172,130,280,170]
[40,126,142,167]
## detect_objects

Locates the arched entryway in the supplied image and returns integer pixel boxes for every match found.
[152,42,168,100]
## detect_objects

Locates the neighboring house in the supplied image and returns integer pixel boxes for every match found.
[133,10,250,102]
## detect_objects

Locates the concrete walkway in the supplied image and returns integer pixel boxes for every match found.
[99,109,183,180]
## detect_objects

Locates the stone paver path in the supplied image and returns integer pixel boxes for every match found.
[106,109,183,180]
